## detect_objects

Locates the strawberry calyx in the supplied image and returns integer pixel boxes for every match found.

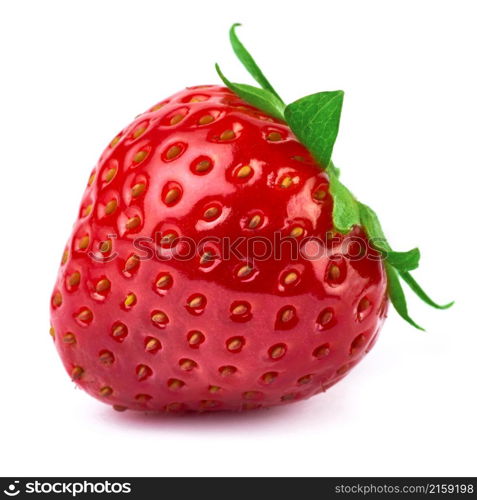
[216,23,453,330]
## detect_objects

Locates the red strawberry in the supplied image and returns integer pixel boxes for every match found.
[50,25,451,413]
[50,85,386,412]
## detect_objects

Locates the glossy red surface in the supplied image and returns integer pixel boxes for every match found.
[50,86,388,412]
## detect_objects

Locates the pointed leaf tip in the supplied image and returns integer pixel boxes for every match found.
[228,23,283,103]
[285,90,344,169]
[399,271,455,310]
[385,263,425,331]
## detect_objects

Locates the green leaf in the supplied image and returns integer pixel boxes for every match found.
[284,90,344,169]
[328,169,360,234]
[358,203,391,251]
[400,271,454,310]
[229,23,283,103]
[385,263,425,331]
[358,203,420,271]
[386,248,420,272]
[215,64,285,121]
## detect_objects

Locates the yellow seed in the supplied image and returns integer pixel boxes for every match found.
[237,265,253,278]
[220,129,235,141]
[314,344,330,359]
[99,351,114,365]
[166,145,182,160]
[201,400,218,409]
[270,345,285,359]
[195,160,211,172]
[131,183,146,198]
[135,394,151,403]
[104,168,116,183]
[358,297,371,312]
[231,304,248,315]
[200,252,214,265]
[337,364,350,375]
[99,240,112,253]
[328,264,341,281]
[78,235,90,250]
[236,165,252,178]
[208,385,221,394]
[110,135,121,147]
[68,272,81,288]
[283,271,298,285]
[189,95,207,102]
[165,402,183,412]
[126,216,140,230]
[63,332,76,344]
[319,310,333,326]
[220,366,236,376]
[281,393,295,401]
[160,232,177,246]
[262,372,277,384]
[290,227,304,238]
[49,326,55,338]
[132,125,147,139]
[280,176,293,188]
[71,366,84,380]
[96,278,111,293]
[281,308,295,323]
[82,204,92,217]
[203,207,219,219]
[313,189,327,201]
[113,405,128,412]
[188,296,204,308]
[52,291,62,307]
[133,150,148,163]
[145,338,160,352]
[199,114,214,125]
[150,103,165,112]
[104,199,117,215]
[88,171,96,186]
[164,188,180,205]
[243,391,261,400]
[298,375,312,385]
[292,155,305,162]
[61,249,69,265]
[99,386,113,397]
[188,331,203,345]
[124,255,139,272]
[227,338,243,351]
[77,309,92,322]
[168,379,184,390]
[156,274,171,288]
[180,359,197,371]
[112,323,126,338]
[124,293,136,308]
[170,113,184,125]
[247,214,262,229]
[267,131,283,141]
[152,311,168,324]
[137,365,150,380]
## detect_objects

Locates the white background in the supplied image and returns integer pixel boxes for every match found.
[1,0,476,477]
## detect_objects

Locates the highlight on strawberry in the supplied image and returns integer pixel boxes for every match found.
[50,24,452,413]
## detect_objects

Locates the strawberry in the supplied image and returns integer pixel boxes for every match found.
[50,25,452,412]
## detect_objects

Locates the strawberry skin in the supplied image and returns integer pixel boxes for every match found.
[50,86,387,412]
